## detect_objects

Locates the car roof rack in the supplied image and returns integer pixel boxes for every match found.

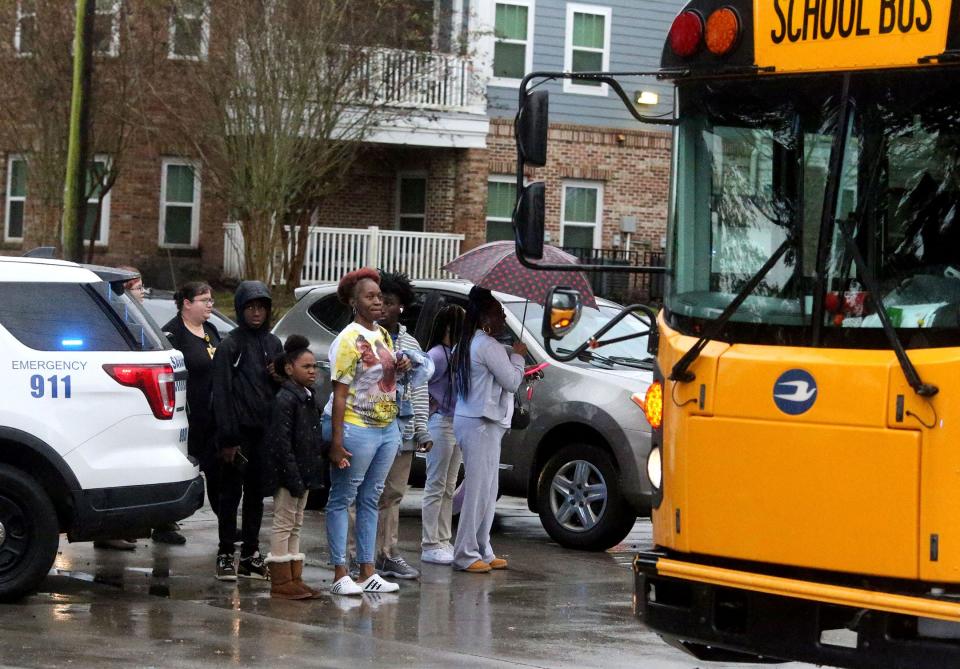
[82,263,138,284]
[22,246,56,258]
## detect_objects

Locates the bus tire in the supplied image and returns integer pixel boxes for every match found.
[536,443,636,551]
[0,464,60,602]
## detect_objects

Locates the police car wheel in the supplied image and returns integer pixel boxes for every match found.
[536,443,636,551]
[0,464,59,602]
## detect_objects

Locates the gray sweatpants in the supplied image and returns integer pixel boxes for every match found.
[452,416,506,570]
[422,413,462,550]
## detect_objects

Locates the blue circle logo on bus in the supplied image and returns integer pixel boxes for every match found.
[773,369,817,415]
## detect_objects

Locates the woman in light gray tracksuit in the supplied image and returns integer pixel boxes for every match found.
[451,287,526,573]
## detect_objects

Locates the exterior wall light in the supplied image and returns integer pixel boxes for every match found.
[635,90,659,106]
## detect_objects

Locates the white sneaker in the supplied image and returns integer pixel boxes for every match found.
[421,547,454,565]
[330,575,363,596]
[359,573,399,593]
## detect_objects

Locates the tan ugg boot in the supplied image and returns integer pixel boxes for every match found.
[290,554,322,599]
[266,555,311,600]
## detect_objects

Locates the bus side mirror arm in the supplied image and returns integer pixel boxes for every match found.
[542,303,660,362]
[513,71,676,270]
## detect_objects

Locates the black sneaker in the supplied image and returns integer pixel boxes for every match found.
[238,552,269,580]
[216,554,237,581]
[152,525,186,545]
[376,556,420,580]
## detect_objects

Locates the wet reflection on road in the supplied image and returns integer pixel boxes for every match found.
[0,496,818,668]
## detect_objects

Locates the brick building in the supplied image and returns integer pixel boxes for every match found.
[0,0,683,289]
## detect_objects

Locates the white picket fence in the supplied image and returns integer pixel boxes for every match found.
[223,223,464,283]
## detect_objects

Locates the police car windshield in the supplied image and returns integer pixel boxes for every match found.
[96,282,170,351]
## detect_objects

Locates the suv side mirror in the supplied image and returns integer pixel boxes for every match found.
[542,287,583,340]
[515,182,545,259]
[517,89,548,167]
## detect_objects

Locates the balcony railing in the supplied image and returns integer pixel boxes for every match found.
[562,247,666,305]
[353,46,486,114]
[224,223,464,284]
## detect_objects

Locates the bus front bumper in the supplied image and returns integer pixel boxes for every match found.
[634,551,960,668]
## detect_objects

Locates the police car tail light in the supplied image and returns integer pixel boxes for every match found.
[103,364,176,420]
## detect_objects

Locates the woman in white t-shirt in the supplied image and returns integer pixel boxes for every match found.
[321,268,411,595]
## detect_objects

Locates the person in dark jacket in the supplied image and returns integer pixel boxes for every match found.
[162,282,222,522]
[211,280,283,582]
[262,335,325,600]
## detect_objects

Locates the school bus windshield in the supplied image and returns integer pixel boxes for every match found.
[667,67,960,349]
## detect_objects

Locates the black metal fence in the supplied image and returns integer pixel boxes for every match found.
[561,247,666,306]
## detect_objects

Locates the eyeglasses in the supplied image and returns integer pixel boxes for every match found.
[191,298,215,306]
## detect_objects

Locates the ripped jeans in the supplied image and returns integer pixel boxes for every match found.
[322,415,400,566]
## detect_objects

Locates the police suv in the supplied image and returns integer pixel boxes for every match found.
[0,257,203,600]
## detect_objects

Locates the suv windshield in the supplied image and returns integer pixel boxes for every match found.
[667,69,960,349]
[505,301,650,366]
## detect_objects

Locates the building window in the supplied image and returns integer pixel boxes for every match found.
[492,0,533,85]
[169,0,209,60]
[83,157,111,246]
[92,0,121,57]
[160,159,200,247]
[563,3,611,96]
[561,181,603,250]
[397,175,426,232]
[486,177,515,242]
[14,0,36,56]
[5,155,26,241]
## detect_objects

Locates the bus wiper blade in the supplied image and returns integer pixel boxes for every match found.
[557,347,616,368]
[670,237,792,383]
[609,355,655,370]
[836,218,938,397]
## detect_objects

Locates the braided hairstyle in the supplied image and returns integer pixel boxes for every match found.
[428,303,466,408]
[453,287,499,400]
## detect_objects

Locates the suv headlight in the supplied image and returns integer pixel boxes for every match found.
[646,446,662,490]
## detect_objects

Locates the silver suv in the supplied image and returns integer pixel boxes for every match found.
[274,280,655,550]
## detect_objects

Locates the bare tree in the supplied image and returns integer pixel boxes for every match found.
[0,0,162,256]
[156,0,442,287]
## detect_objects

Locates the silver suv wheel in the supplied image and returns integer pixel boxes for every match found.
[549,460,608,533]
[0,520,5,548]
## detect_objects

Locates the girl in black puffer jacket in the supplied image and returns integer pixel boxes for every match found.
[263,335,326,600]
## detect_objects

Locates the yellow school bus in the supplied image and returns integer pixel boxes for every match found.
[512,1,960,666]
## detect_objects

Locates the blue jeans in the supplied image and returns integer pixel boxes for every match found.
[323,415,400,566]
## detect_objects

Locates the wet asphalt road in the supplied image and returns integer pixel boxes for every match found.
[0,495,820,669]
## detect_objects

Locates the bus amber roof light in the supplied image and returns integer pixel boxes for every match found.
[668,10,703,59]
[705,7,740,56]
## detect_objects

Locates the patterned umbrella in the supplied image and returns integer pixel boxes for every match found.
[443,241,597,308]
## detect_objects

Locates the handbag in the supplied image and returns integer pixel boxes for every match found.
[511,392,530,430]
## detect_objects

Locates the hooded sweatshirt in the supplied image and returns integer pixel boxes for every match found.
[211,281,283,449]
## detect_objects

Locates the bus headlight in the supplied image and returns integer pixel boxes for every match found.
[646,446,662,491]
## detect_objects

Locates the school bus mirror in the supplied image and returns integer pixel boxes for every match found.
[515,181,545,260]
[517,89,549,167]
[542,287,583,341]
